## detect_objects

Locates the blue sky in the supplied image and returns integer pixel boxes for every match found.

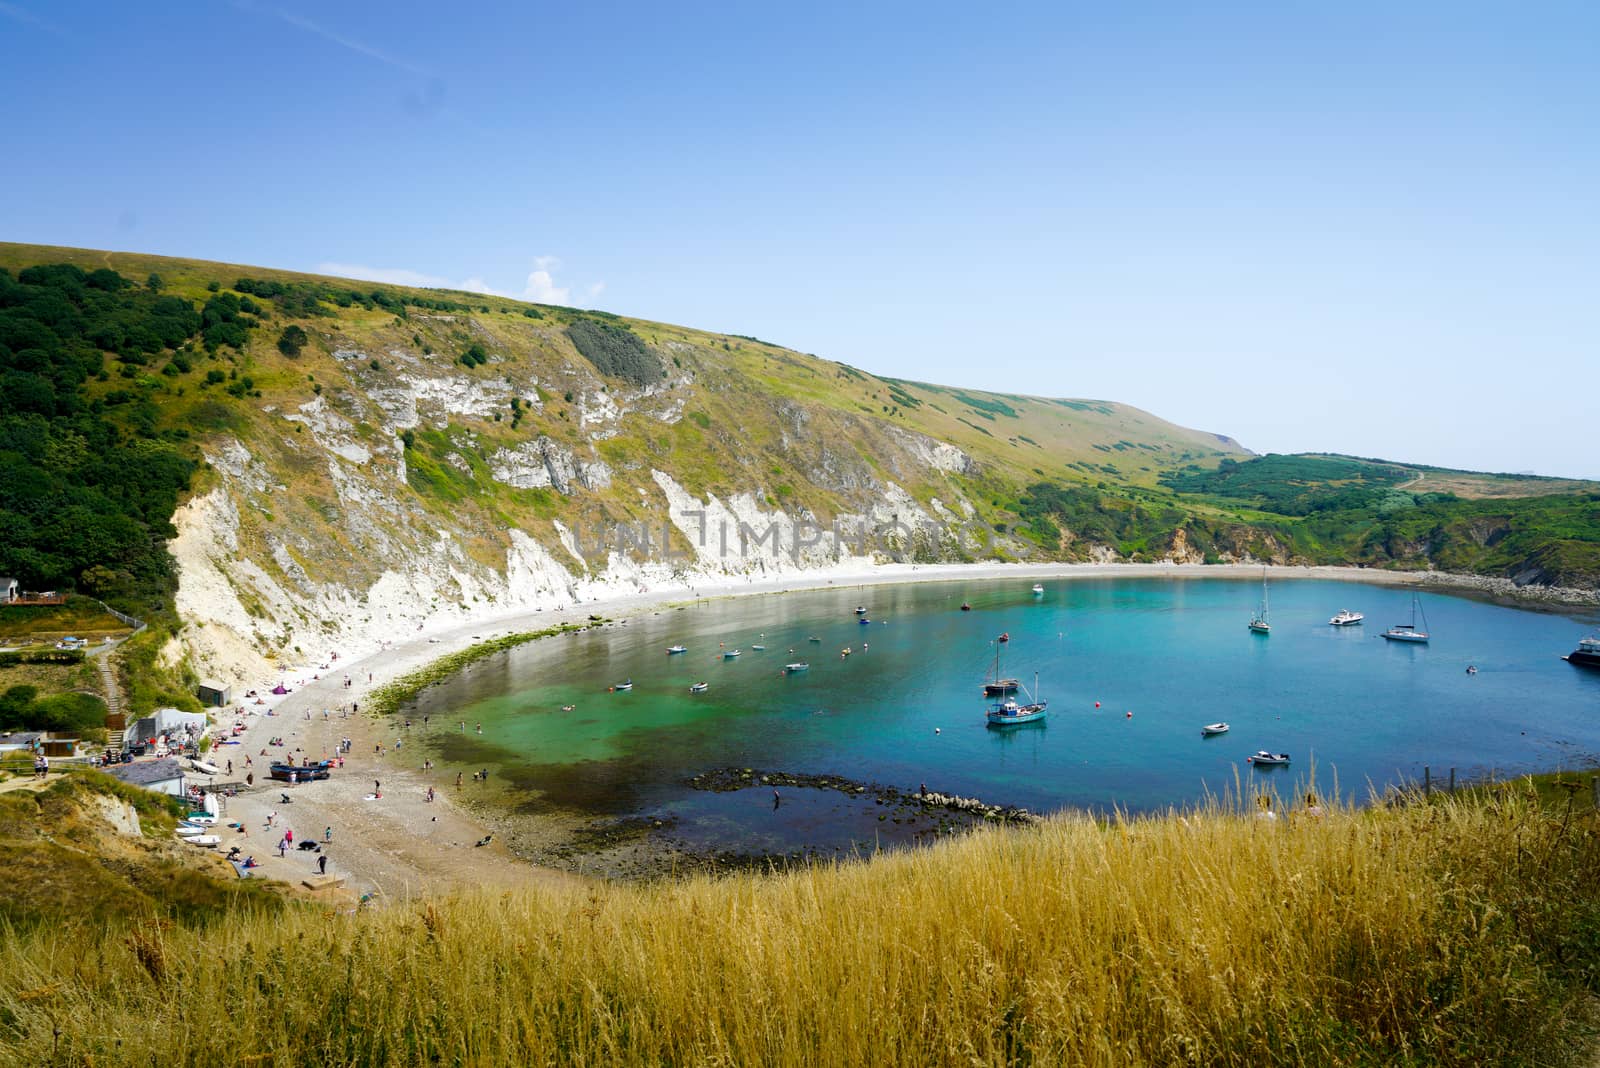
[4,1,1597,477]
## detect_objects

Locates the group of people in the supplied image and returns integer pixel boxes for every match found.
[30,754,49,779]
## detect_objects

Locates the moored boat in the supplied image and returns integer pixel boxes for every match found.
[1248,569,1270,634]
[960,602,971,612]
[1329,609,1364,626]
[667,645,687,654]
[612,680,634,691]
[1383,593,1430,643]
[1565,635,1600,669]
[987,671,1048,726]
[1201,722,1230,736]
[1032,583,1045,595]
[1246,750,1290,766]
[784,662,809,673]
[722,649,741,659]
[854,606,867,615]
[689,682,709,693]
[752,644,766,650]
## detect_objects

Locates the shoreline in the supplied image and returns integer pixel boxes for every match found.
[217,561,1598,897]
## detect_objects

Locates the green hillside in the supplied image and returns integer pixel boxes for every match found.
[0,243,1596,718]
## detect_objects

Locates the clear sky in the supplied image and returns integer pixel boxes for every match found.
[4,1,1597,477]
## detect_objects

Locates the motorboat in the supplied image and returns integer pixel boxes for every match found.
[1032,584,1045,595]
[960,602,971,612]
[752,644,766,650]
[1563,634,1600,669]
[854,606,868,615]
[986,671,1047,726]
[808,636,822,643]
[784,662,809,673]
[560,704,576,712]
[667,645,687,654]
[612,680,633,692]
[1329,609,1364,626]
[1246,750,1290,766]
[1383,593,1430,643]
[722,649,741,659]
[997,632,1010,643]
[689,682,709,694]
[858,617,871,625]
[1201,723,1230,736]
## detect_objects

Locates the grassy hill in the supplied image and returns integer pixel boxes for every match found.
[0,242,1596,715]
[1,776,1598,1065]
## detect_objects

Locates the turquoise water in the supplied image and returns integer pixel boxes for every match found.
[406,578,1600,856]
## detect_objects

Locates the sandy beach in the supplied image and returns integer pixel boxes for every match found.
[208,560,1588,897]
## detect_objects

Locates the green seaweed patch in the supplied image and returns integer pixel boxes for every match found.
[366,621,604,718]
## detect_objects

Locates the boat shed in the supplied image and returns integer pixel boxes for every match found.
[103,757,186,797]
[196,680,232,707]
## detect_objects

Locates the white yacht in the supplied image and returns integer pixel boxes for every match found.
[1329,609,1364,626]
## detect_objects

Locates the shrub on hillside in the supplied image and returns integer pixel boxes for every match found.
[566,319,660,387]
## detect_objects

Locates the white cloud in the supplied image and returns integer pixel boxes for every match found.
[313,257,604,309]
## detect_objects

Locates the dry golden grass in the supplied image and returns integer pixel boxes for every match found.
[3,786,1599,1066]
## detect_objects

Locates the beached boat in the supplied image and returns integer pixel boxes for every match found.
[784,662,809,673]
[1329,609,1364,626]
[722,649,741,659]
[190,759,220,776]
[1201,722,1230,736]
[987,672,1047,726]
[1564,634,1600,669]
[1383,593,1430,643]
[269,762,330,782]
[689,682,709,693]
[1248,570,1270,634]
[186,835,221,848]
[667,645,687,654]
[174,824,205,837]
[183,814,218,826]
[1246,750,1290,766]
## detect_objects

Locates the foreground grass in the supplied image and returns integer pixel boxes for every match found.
[3,789,1599,1066]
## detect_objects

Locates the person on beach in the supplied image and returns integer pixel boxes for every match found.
[324,826,332,842]
[266,810,276,828]
[374,780,382,798]
[285,828,293,845]
[456,772,463,788]
[278,837,287,857]
[426,786,435,803]
[318,854,328,875]
[476,722,483,734]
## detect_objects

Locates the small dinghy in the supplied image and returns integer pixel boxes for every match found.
[667,645,687,655]
[689,682,709,694]
[560,704,576,712]
[854,606,867,615]
[1032,584,1045,595]
[190,759,220,776]
[184,814,218,826]
[1200,723,1230,736]
[751,644,766,651]
[611,680,633,692]
[1246,750,1291,767]
[175,824,206,837]
[722,649,741,659]
[186,835,221,847]
[807,636,822,643]
[784,662,809,673]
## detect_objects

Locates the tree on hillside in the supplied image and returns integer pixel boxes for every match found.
[277,324,309,357]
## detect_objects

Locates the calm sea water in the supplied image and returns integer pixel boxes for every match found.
[405,577,1600,857]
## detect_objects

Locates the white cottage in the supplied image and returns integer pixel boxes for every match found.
[0,578,17,604]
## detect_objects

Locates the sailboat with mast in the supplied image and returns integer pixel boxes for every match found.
[1383,592,1431,643]
[1248,569,1270,634]
[986,671,1047,726]
[982,636,1020,696]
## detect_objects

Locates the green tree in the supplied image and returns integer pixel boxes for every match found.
[277,324,309,357]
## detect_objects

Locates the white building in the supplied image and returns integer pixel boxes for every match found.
[0,578,17,604]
